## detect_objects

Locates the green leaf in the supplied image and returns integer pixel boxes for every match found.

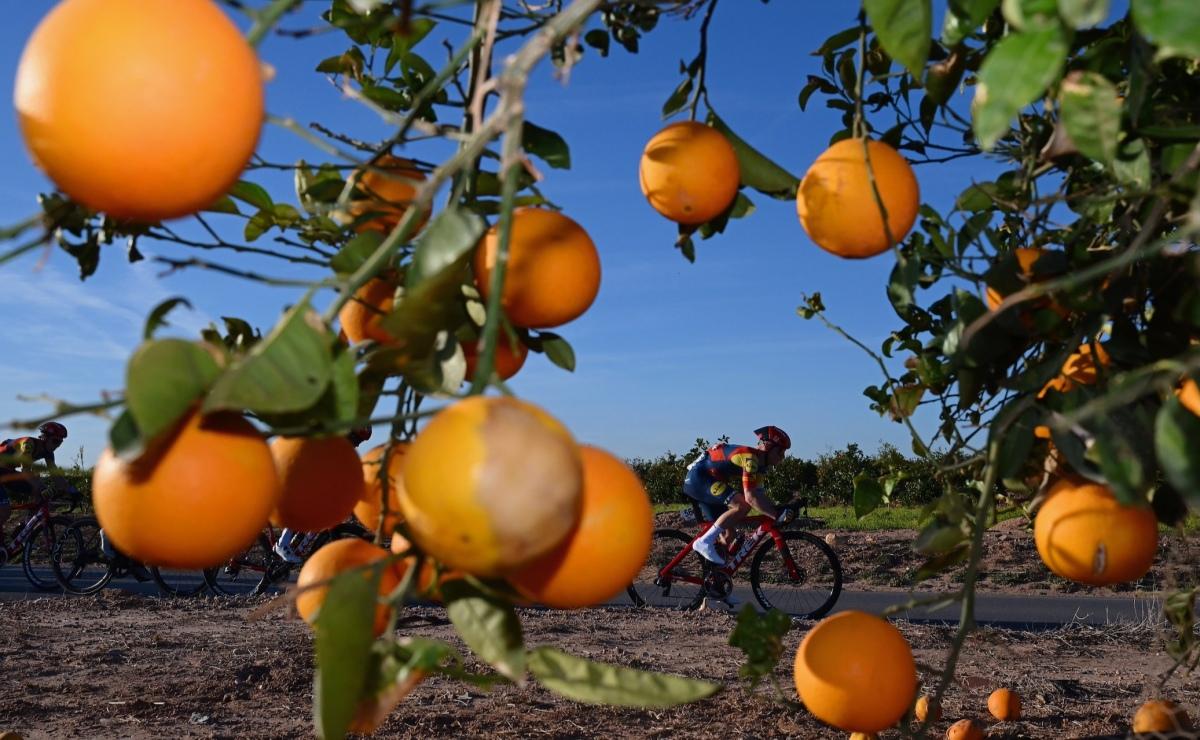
[887,256,920,318]
[1113,137,1152,189]
[108,409,143,460]
[915,543,970,581]
[229,180,274,211]
[1058,0,1110,27]
[1155,397,1200,509]
[913,521,966,554]
[330,231,388,277]
[1003,0,1060,29]
[583,28,610,56]
[406,208,486,288]
[204,301,334,416]
[990,402,1037,479]
[942,0,1001,45]
[244,209,273,242]
[864,0,932,79]
[1132,0,1200,60]
[143,297,194,340]
[527,647,720,707]
[706,112,799,199]
[204,196,241,215]
[522,121,571,170]
[662,77,694,119]
[853,474,886,519]
[124,339,221,453]
[972,26,1069,150]
[536,332,576,372]
[313,567,380,740]
[1059,71,1121,166]
[442,580,525,682]
[728,607,791,689]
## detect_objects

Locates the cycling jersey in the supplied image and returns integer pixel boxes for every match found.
[682,442,767,519]
[0,437,55,506]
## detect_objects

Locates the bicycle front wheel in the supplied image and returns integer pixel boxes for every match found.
[625,529,707,610]
[22,515,77,591]
[150,566,208,597]
[204,534,273,596]
[750,531,842,619]
[51,516,113,595]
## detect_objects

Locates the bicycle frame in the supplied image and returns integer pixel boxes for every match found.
[657,515,801,589]
[4,499,50,558]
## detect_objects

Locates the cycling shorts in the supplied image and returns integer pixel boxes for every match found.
[0,476,33,507]
[682,466,738,522]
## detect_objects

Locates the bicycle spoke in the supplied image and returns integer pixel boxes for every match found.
[626,529,707,610]
[750,531,842,619]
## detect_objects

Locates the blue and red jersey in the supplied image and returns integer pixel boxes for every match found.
[682,442,767,506]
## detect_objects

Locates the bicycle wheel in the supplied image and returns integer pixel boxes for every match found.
[51,516,114,595]
[749,530,842,619]
[625,529,707,610]
[204,533,273,596]
[22,515,78,591]
[150,565,208,597]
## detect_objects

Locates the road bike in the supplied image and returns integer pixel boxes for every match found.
[203,520,371,596]
[1,489,81,591]
[50,515,208,596]
[626,499,842,619]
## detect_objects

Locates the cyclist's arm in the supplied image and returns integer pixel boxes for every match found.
[740,473,778,519]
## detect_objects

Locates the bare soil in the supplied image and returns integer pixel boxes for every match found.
[2,518,1197,739]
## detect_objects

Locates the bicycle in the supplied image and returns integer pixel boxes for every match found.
[626,498,843,619]
[50,515,208,596]
[203,520,370,596]
[1,488,81,591]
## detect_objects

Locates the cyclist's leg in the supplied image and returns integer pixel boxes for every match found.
[683,474,738,564]
[273,528,302,563]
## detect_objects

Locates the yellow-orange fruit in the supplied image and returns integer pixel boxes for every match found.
[945,719,984,740]
[473,208,601,329]
[346,155,430,235]
[1132,699,1193,734]
[793,610,917,732]
[508,446,653,608]
[296,538,401,637]
[93,410,278,569]
[338,278,398,345]
[400,396,583,578]
[1176,378,1200,416]
[463,336,529,382]
[390,532,463,602]
[915,695,942,723]
[797,138,919,259]
[269,436,365,532]
[1034,478,1158,586]
[1039,343,1110,397]
[15,0,263,221]
[355,443,408,535]
[987,687,1021,721]
[638,121,740,225]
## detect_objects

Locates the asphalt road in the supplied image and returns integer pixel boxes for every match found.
[0,564,1178,629]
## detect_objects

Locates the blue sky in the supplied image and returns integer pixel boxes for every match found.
[0,1,997,467]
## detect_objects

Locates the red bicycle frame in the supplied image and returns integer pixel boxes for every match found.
[656,515,802,589]
[3,498,52,558]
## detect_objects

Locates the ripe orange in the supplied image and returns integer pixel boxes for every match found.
[473,208,601,329]
[793,610,917,732]
[15,0,263,222]
[1034,477,1158,586]
[356,443,408,535]
[390,531,463,601]
[987,688,1021,721]
[1132,699,1193,733]
[346,155,430,236]
[915,695,942,723]
[985,247,1068,321]
[1176,378,1200,416]
[638,121,740,225]
[296,538,401,637]
[508,446,653,608]
[463,336,528,382]
[1039,343,1110,397]
[93,410,278,569]
[338,277,398,345]
[400,396,583,578]
[797,138,920,259]
[269,436,365,532]
[945,719,984,740]
[849,734,877,740]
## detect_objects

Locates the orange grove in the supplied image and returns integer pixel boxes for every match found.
[638,121,740,225]
[296,538,401,637]
[356,443,409,535]
[269,435,365,532]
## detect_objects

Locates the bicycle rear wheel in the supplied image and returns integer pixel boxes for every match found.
[22,515,78,591]
[150,566,208,597]
[749,531,842,619]
[51,516,113,595]
[204,534,273,596]
[625,529,707,610]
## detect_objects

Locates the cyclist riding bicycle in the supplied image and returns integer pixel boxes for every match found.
[684,425,792,568]
[0,421,69,554]
[273,424,373,564]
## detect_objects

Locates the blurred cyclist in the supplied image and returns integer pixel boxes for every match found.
[0,422,69,555]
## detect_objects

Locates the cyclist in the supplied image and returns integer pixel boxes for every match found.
[0,421,69,555]
[683,425,792,568]
[273,424,373,564]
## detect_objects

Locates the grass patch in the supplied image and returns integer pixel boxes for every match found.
[652,503,1027,531]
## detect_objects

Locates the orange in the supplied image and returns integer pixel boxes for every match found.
[508,446,653,608]
[1033,477,1158,586]
[1039,343,1110,397]
[15,0,263,222]
[473,208,601,329]
[793,610,917,732]
[985,247,1064,312]
[400,396,583,578]
[338,277,398,345]
[797,138,920,259]
[463,336,529,382]
[346,155,430,236]
[269,436,365,532]
[1177,378,1200,416]
[915,695,942,723]
[849,734,877,740]
[945,719,984,740]
[93,410,278,569]
[638,121,740,225]
[1132,699,1193,733]
[390,532,463,601]
[296,538,401,637]
[356,443,408,535]
[987,687,1021,721]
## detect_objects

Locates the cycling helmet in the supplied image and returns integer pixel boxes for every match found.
[754,425,790,450]
[38,421,68,439]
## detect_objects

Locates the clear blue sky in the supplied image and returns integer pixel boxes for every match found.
[0,1,996,467]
